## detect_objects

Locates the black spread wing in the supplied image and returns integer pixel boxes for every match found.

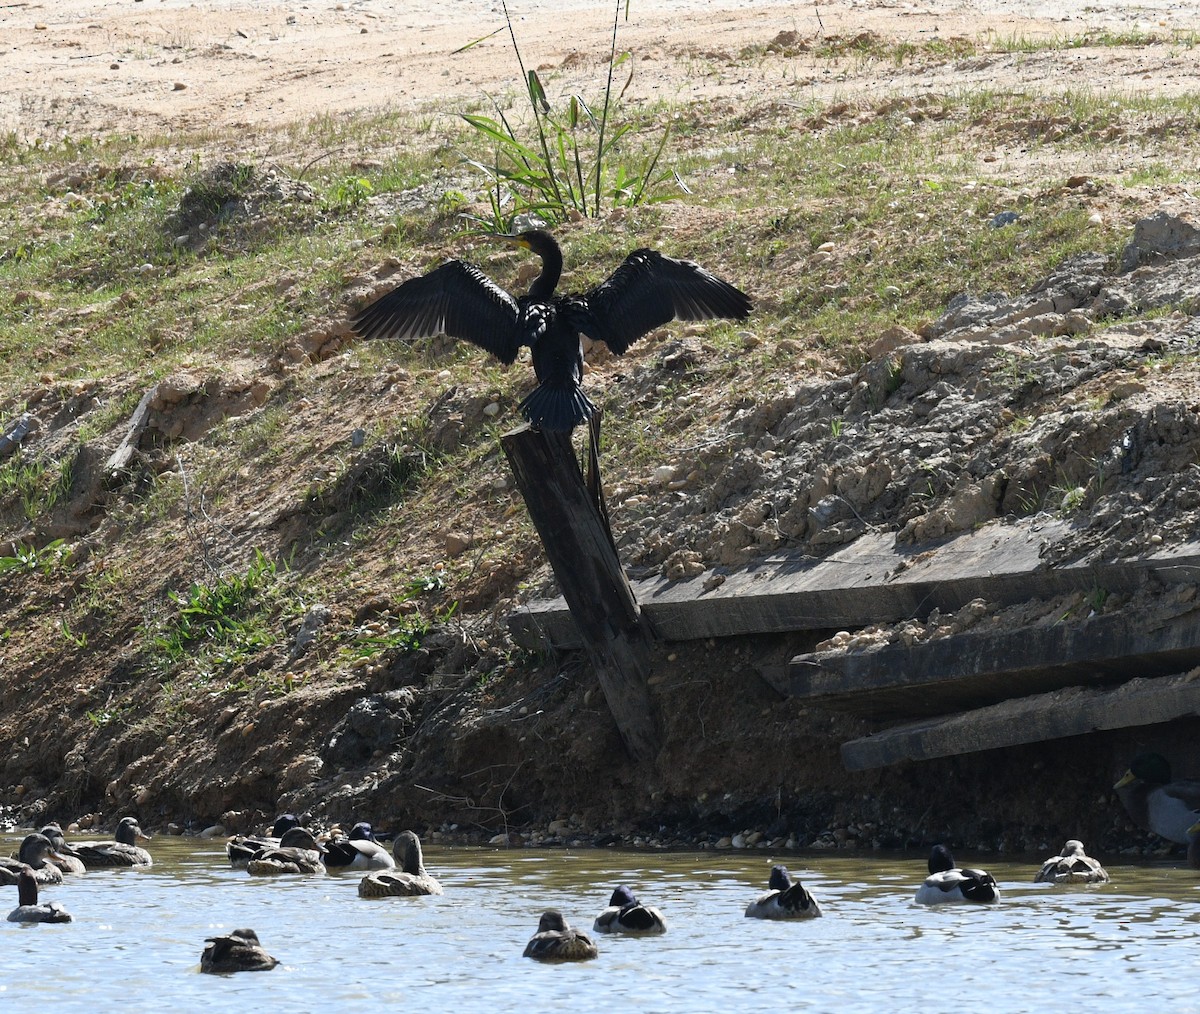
[583,248,753,355]
[351,259,524,364]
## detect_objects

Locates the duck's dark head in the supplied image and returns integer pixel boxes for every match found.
[279,827,324,853]
[272,813,302,837]
[16,866,38,907]
[115,816,150,845]
[537,909,568,933]
[1125,752,1173,786]
[767,865,793,891]
[348,822,375,841]
[608,885,638,908]
[17,833,55,865]
[928,844,955,874]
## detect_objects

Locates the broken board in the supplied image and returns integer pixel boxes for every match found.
[772,604,1200,719]
[840,668,1200,770]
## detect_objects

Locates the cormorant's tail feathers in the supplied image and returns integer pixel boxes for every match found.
[519,384,597,432]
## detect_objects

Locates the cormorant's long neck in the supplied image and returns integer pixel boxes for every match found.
[527,241,563,300]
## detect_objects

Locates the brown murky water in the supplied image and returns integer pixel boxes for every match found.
[3,834,1198,1011]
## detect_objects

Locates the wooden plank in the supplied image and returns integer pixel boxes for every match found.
[508,522,1200,650]
[774,607,1200,719]
[105,386,157,474]
[500,424,658,762]
[840,668,1200,770]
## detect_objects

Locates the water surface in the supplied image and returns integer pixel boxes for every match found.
[3,834,1198,1012]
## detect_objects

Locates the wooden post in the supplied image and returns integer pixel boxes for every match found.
[501,423,658,762]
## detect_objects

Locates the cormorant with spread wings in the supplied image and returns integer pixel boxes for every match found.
[351,229,752,431]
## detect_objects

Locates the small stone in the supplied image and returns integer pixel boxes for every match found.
[445,531,471,557]
[173,81,187,91]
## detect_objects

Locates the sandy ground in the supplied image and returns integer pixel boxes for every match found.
[5,0,1200,143]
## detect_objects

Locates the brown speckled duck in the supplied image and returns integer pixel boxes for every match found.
[200,928,279,973]
[1034,840,1109,884]
[522,910,598,962]
[245,827,325,876]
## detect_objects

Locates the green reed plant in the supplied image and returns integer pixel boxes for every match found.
[461,0,676,227]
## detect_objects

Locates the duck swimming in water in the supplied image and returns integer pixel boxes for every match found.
[322,822,395,872]
[200,928,279,973]
[351,229,753,432]
[37,825,86,875]
[522,910,599,962]
[745,864,822,920]
[592,885,667,935]
[915,845,1000,905]
[7,866,72,924]
[1114,752,1200,845]
[1033,839,1109,884]
[71,816,153,869]
[226,814,303,868]
[246,827,326,876]
[0,833,67,886]
[357,830,441,897]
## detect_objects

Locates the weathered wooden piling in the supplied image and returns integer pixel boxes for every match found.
[501,423,658,762]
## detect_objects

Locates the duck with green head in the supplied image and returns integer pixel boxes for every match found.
[1114,752,1200,845]
[358,830,441,897]
[593,885,667,935]
[915,845,1000,905]
[745,864,822,919]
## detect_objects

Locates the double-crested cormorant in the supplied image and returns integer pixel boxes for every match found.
[351,230,753,431]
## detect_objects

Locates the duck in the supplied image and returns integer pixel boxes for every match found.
[245,827,326,875]
[7,867,72,924]
[0,833,66,886]
[745,864,822,920]
[226,813,302,868]
[522,910,599,962]
[357,830,441,897]
[1034,839,1109,884]
[592,885,667,935]
[37,825,86,875]
[70,816,153,868]
[1114,752,1200,844]
[321,822,394,871]
[1187,819,1200,869]
[915,844,1000,905]
[200,928,279,973]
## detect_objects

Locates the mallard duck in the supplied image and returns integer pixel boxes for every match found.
[745,864,822,920]
[245,827,325,875]
[522,910,599,962]
[915,845,1000,905]
[71,816,153,868]
[0,833,66,886]
[1114,752,1200,845]
[592,885,667,934]
[37,825,86,875]
[226,814,302,868]
[200,928,279,973]
[321,822,394,871]
[1034,839,1109,884]
[357,830,441,897]
[7,867,72,924]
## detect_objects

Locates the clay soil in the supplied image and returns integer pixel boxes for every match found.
[3,0,1200,859]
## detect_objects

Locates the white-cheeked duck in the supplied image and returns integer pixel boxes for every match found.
[745,864,822,920]
[1034,839,1109,884]
[358,830,441,897]
[592,885,667,934]
[915,845,1000,905]
[523,910,599,962]
[70,817,153,869]
[7,866,72,924]
[245,827,326,875]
